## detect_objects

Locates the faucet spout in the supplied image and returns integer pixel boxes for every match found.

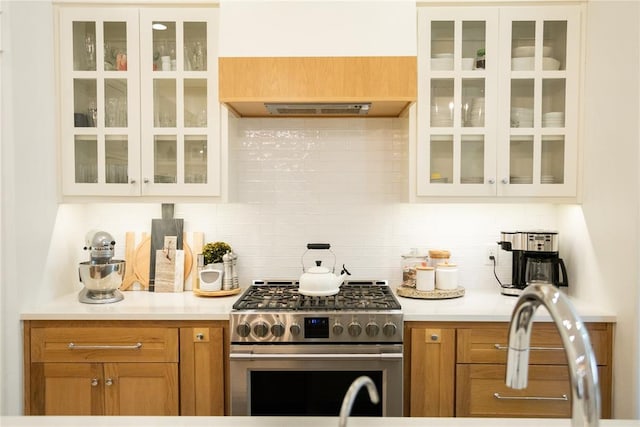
[338,376,380,427]
[506,283,600,427]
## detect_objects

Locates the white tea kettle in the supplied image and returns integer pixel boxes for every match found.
[299,243,351,296]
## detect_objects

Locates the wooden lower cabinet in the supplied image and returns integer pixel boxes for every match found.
[24,320,228,416]
[404,321,613,419]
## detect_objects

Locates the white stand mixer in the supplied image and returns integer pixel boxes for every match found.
[78,230,126,304]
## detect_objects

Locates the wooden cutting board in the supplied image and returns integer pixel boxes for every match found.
[133,236,193,289]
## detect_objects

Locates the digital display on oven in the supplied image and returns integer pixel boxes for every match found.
[304,317,329,338]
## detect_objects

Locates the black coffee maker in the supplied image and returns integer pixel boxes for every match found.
[497,231,568,296]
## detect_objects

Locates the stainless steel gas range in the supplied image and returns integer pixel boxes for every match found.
[229,280,403,417]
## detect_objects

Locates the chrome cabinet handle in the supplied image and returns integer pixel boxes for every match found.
[488,178,495,184]
[494,392,568,401]
[130,179,136,184]
[91,378,99,387]
[143,178,150,183]
[494,344,563,351]
[501,178,509,184]
[105,378,113,386]
[68,342,143,350]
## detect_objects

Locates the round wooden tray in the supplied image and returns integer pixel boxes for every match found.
[193,287,243,298]
[396,285,465,300]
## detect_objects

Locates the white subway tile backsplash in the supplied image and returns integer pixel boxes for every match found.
[53,117,562,296]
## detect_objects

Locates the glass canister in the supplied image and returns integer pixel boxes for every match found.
[428,250,451,268]
[401,248,428,288]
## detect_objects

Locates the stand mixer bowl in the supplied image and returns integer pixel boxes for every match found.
[78,260,126,303]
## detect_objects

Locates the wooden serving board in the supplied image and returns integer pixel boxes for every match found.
[120,231,204,291]
[396,285,465,300]
[193,287,242,298]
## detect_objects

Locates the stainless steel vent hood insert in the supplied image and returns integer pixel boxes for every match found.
[264,102,371,116]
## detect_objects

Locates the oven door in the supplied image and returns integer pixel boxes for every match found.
[230,344,403,417]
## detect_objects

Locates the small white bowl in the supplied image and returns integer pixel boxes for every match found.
[543,57,561,70]
[431,58,454,70]
[461,58,475,70]
[512,57,534,71]
[512,46,553,57]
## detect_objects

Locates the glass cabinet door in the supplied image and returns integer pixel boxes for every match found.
[417,9,498,196]
[60,9,140,196]
[498,7,579,197]
[140,9,219,196]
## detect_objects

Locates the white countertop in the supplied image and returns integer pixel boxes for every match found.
[20,287,616,323]
[1,416,637,427]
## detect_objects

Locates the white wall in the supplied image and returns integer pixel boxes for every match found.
[577,0,640,418]
[219,0,416,57]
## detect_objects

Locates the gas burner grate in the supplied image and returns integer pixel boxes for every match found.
[232,283,401,311]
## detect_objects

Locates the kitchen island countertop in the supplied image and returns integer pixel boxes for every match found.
[20,287,616,323]
[1,416,637,427]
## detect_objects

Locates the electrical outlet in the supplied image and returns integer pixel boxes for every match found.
[485,245,498,265]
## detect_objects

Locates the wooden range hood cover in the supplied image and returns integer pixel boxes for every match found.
[218,56,417,117]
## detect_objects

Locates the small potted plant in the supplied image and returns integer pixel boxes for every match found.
[202,241,232,267]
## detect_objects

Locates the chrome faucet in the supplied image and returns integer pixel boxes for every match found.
[338,376,380,427]
[506,282,600,427]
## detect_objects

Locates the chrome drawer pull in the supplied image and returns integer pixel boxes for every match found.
[68,342,143,350]
[494,392,568,401]
[494,344,563,351]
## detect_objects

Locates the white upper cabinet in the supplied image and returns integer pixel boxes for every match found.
[416,5,581,199]
[58,6,220,197]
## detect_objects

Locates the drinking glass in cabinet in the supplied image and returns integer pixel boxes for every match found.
[73,21,96,71]
[184,22,207,71]
[509,136,533,184]
[154,79,177,127]
[154,135,177,184]
[74,135,98,183]
[105,79,128,128]
[431,79,454,127]
[152,21,176,71]
[431,21,454,71]
[542,79,566,128]
[541,136,565,184]
[510,79,534,128]
[430,135,453,184]
[184,79,207,127]
[461,135,485,184]
[185,136,208,184]
[462,79,485,127]
[103,21,127,71]
[74,79,97,127]
[105,135,128,184]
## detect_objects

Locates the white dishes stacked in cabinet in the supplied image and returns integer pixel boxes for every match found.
[511,46,561,71]
[431,52,454,71]
[542,112,565,127]
[510,107,533,128]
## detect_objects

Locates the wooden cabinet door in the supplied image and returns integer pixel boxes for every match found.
[33,363,104,415]
[179,326,225,415]
[104,363,179,415]
[409,327,456,416]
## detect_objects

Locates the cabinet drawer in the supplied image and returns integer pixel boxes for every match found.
[456,364,571,417]
[457,323,610,365]
[31,327,178,363]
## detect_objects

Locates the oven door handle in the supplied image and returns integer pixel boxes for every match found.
[230,352,403,361]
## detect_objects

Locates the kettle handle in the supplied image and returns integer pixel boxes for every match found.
[307,243,331,250]
[557,258,569,287]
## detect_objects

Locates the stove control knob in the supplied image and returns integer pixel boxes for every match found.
[332,323,344,336]
[383,322,398,337]
[348,322,362,337]
[237,323,251,338]
[271,323,286,337]
[254,322,269,338]
[290,323,301,336]
[366,322,380,337]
